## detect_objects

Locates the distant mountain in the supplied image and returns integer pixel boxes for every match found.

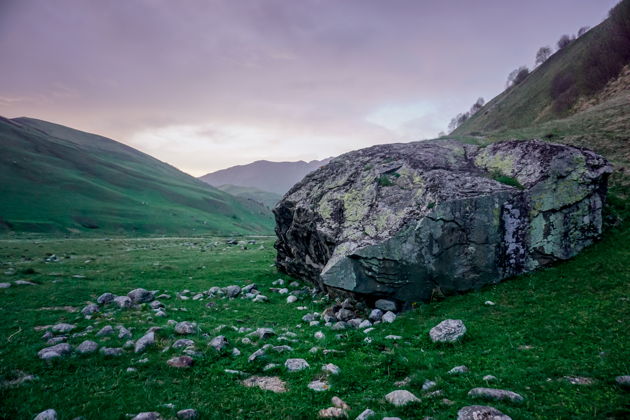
[215,184,282,209]
[199,158,332,195]
[0,116,274,235]
[453,0,630,191]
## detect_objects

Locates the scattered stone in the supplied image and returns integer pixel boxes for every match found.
[33,409,58,420]
[484,301,496,306]
[318,407,346,418]
[448,365,469,375]
[0,371,37,389]
[113,296,132,309]
[167,356,194,368]
[96,325,114,337]
[150,301,164,310]
[483,375,497,382]
[331,322,346,331]
[135,332,155,353]
[286,295,298,304]
[355,408,375,420]
[272,279,285,286]
[302,313,316,323]
[118,326,133,339]
[242,283,257,293]
[174,321,197,335]
[126,367,137,373]
[176,408,199,419]
[0,282,11,288]
[123,340,136,350]
[308,380,330,391]
[51,323,76,333]
[131,412,162,420]
[253,295,268,303]
[385,390,420,406]
[46,337,67,345]
[76,340,99,354]
[248,328,275,340]
[336,309,354,322]
[616,375,630,388]
[209,335,229,351]
[242,376,287,393]
[422,380,437,391]
[457,405,511,420]
[38,343,72,359]
[127,288,154,303]
[263,363,279,371]
[385,335,402,340]
[285,358,309,372]
[382,311,396,323]
[563,376,594,385]
[375,299,397,312]
[358,320,372,329]
[272,345,293,353]
[468,388,524,403]
[81,304,99,316]
[100,347,123,357]
[248,348,266,362]
[322,363,340,375]
[429,319,466,343]
[14,280,37,286]
[231,348,241,356]
[314,331,325,340]
[278,288,289,294]
[225,285,241,298]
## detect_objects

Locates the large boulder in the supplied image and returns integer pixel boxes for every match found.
[274,139,611,302]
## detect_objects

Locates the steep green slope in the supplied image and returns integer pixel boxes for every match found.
[215,184,282,209]
[453,1,630,190]
[0,117,274,235]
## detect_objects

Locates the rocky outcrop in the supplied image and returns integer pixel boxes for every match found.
[274,139,611,303]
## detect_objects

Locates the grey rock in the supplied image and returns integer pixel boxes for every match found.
[81,304,99,316]
[616,375,630,388]
[176,408,199,419]
[302,313,316,323]
[242,376,287,393]
[167,355,194,368]
[308,380,330,391]
[375,299,397,312]
[96,325,114,337]
[33,409,58,420]
[248,348,266,362]
[38,343,71,359]
[248,328,275,340]
[285,358,309,372]
[347,318,364,328]
[131,412,162,420]
[457,405,511,420]
[46,337,67,345]
[355,408,375,420]
[242,283,257,293]
[358,319,372,329]
[150,301,164,309]
[224,285,241,298]
[331,321,346,331]
[448,365,469,375]
[51,323,76,333]
[429,319,466,343]
[113,296,132,309]
[0,282,11,288]
[483,375,497,382]
[468,387,524,403]
[118,326,133,339]
[76,340,99,354]
[322,363,340,375]
[422,380,437,391]
[368,309,383,322]
[274,140,611,302]
[286,295,298,303]
[385,390,420,406]
[209,335,229,351]
[99,347,123,357]
[127,288,154,303]
[173,339,195,349]
[97,292,115,304]
[134,332,155,353]
[14,280,37,285]
[336,308,354,321]
[382,311,396,323]
[174,321,197,335]
[253,295,268,302]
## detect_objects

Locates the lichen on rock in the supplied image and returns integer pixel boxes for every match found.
[274,139,612,303]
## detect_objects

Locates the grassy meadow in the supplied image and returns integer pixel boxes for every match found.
[0,193,628,419]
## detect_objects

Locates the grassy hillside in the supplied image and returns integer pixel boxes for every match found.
[0,117,274,235]
[453,1,630,191]
[216,184,282,209]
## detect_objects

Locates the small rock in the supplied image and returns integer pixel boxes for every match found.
[46,337,67,345]
[336,309,354,321]
[382,311,396,323]
[0,282,11,288]
[38,343,71,359]
[225,285,241,298]
[127,288,154,303]
[76,340,99,354]
[232,347,241,356]
[167,356,194,368]
[375,299,397,312]
[209,335,229,351]
[118,326,133,339]
[385,390,420,406]
[150,301,164,309]
[248,328,275,340]
[429,319,466,343]
[355,408,375,420]
[308,380,330,391]
[81,304,99,316]
[322,363,340,375]
[33,409,57,420]
[467,387,524,403]
[318,407,346,418]
[286,295,298,303]
[174,321,197,335]
[483,375,497,382]
[113,296,132,309]
[278,288,289,294]
[285,358,309,372]
[331,322,346,331]
[457,405,511,420]
[14,280,37,285]
[422,380,437,391]
[484,301,496,306]
[96,325,114,337]
[248,348,266,362]
[616,375,630,388]
[126,367,137,373]
[176,408,199,419]
[242,376,287,392]
[51,323,76,333]
[97,293,115,304]
[314,331,325,340]
[99,347,123,357]
[563,376,594,385]
[358,320,372,329]
[134,332,155,353]
[263,363,279,371]
[385,335,402,340]
[131,412,162,420]
[332,396,350,410]
[272,279,284,286]
[448,365,469,375]
[368,309,383,322]
[253,295,268,303]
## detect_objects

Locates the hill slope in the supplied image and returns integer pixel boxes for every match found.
[0,117,274,235]
[199,158,332,195]
[453,1,630,190]
[215,184,282,209]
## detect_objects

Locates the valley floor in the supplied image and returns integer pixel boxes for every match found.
[0,233,628,419]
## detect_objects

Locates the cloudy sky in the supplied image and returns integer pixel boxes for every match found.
[0,0,618,176]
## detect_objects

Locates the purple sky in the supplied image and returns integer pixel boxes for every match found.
[0,0,619,175]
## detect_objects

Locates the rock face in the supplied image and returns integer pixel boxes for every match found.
[274,140,611,302]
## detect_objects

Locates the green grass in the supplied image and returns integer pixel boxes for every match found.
[0,194,628,419]
[0,117,274,236]
[491,173,524,190]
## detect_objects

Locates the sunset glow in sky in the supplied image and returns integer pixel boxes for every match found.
[0,0,619,175]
